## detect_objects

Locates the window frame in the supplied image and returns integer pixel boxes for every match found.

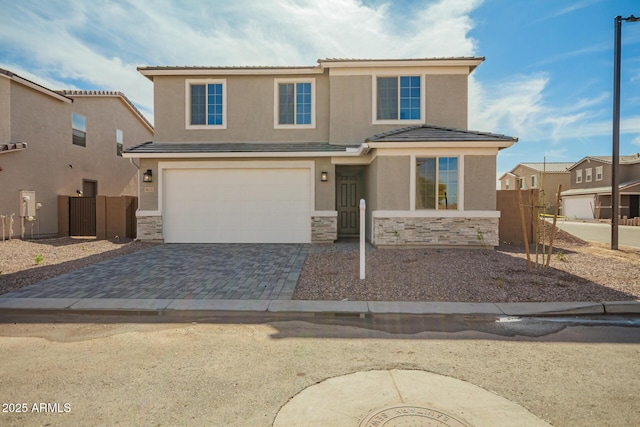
[415,156,460,211]
[273,78,316,129]
[72,112,87,147]
[372,74,424,125]
[576,169,583,184]
[596,166,603,181]
[185,79,227,129]
[531,174,538,188]
[505,179,510,190]
[116,129,123,157]
[585,168,592,182]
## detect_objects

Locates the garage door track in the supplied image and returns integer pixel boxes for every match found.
[1,244,309,300]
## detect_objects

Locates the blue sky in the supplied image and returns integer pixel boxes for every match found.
[1,0,639,181]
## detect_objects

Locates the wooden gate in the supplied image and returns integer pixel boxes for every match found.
[69,197,96,236]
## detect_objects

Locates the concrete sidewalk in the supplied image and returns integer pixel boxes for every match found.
[0,297,638,318]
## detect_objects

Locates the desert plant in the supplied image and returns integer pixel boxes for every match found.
[34,254,44,265]
[476,229,487,250]
[556,251,567,262]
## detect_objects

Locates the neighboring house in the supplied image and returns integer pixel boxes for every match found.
[0,68,154,237]
[498,162,573,214]
[562,155,640,220]
[124,57,517,247]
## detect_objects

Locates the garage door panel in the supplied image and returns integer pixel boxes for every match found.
[563,195,594,220]
[163,168,311,243]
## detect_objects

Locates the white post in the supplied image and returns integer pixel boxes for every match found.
[359,198,366,280]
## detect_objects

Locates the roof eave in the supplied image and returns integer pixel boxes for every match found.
[367,140,517,149]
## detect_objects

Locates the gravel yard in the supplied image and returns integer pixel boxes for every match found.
[1,232,639,302]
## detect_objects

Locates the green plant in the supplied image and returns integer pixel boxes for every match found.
[34,254,44,265]
[476,229,487,249]
[556,251,567,262]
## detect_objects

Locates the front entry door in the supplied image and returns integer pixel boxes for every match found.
[337,171,360,236]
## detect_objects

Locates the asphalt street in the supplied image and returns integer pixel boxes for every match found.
[0,315,638,426]
[555,220,640,248]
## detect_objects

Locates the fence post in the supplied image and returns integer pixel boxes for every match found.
[360,199,366,280]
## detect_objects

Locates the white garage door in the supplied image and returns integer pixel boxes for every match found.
[163,168,311,243]
[563,195,594,219]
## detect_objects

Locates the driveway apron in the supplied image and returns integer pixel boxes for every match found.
[1,244,309,300]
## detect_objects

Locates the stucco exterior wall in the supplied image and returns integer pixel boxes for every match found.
[328,74,469,144]
[152,74,330,143]
[1,81,153,236]
[464,155,496,210]
[375,156,410,210]
[424,74,467,129]
[0,77,10,143]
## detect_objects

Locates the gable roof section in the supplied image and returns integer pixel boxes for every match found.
[123,141,366,158]
[517,162,574,173]
[569,154,640,169]
[365,125,517,149]
[57,90,153,132]
[0,68,72,103]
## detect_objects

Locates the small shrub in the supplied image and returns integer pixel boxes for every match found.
[34,254,44,265]
[556,251,567,262]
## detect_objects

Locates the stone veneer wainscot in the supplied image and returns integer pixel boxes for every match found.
[373,216,499,247]
[311,216,337,243]
[137,215,163,241]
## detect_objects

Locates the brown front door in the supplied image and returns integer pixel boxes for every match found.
[337,170,361,236]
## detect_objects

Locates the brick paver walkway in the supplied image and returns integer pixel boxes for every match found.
[1,244,309,300]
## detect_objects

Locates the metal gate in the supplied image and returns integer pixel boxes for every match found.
[69,197,96,236]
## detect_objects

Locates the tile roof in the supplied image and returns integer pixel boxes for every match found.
[584,155,640,164]
[518,162,574,173]
[124,141,360,154]
[365,125,517,143]
[318,56,485,63]
[57,90,153,131]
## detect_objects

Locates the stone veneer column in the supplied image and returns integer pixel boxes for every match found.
[311,216,337,243]
[373,216,499,247]
[136,215,163,241]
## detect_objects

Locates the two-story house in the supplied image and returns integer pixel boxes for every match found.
[0,68,154,237]
[561,155,640,219]
[124,57,517,247]
[499,162,573,214]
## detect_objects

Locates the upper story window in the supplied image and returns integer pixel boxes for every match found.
[116,129,123,157]
[72,113,86,147]
[520,178,525,189]
[374,75,422,124]
[416,157,458,210]
[186,79,226,129]
[576,169,583,184]
[531,174,537,188]
[274,78,315,129]
[505,179,510,190]
[585,168,592,182]
[596,166,603,181]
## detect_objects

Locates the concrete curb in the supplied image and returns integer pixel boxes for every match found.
[0,298,638,318]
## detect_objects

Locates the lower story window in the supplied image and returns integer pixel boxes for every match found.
[416,157,458,210]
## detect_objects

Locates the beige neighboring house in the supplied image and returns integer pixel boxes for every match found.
[124,57,517,247]
[562,155,640,220]
[499,162,573,214]
[0,68,154,237]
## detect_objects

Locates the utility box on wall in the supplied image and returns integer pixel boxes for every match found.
[19,190,36,217]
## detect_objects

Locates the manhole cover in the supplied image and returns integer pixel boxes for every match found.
[360,404,471,427]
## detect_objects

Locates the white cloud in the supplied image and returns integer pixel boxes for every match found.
[631,135,640,147]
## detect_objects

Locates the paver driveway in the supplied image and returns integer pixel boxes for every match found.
[1,244,309,300]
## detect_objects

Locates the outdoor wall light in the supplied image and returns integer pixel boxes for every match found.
[143,169,153,183]
[321,171,328,182]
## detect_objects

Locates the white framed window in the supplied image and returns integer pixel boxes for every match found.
[116,129,123,157]
[531,175,538,188]
[576,169,582,184]
[416,157,459,210]
[185,79,227,129]
[274,78,315,129]
[519,177,525,189]
[505,179,510,190]
[372,75,424,124]
[72,113,86,147]
[596,166,603,181]
[585,168,592,182]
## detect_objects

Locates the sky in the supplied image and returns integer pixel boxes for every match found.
[1,0,639,183]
